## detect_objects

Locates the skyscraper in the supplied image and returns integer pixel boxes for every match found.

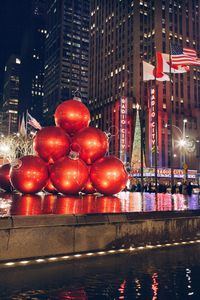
[19,0,46,124]
[43,0,89,124]
[2,55,21,135]
[89,0,200,171]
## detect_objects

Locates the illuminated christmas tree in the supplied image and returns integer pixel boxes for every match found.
[131,106,145,169]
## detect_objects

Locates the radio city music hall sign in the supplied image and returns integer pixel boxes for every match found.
[120,97,127,160]
[150,88,156,151]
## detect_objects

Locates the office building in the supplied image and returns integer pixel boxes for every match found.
[2,55,21,135]
[89,0,200,171]
[19,0,46,124]
[44,0,89,124]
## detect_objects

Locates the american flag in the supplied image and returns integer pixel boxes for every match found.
[171,44,200,66]
[27,112,42,130]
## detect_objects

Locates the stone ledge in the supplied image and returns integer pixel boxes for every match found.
[1,210,200,230]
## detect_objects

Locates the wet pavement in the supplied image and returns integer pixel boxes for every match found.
[0,192,199,217]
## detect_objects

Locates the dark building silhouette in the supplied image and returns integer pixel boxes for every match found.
[89,0,200,171]
[43,0,89,124]
[19,0,46,124]
[2,55,21,135]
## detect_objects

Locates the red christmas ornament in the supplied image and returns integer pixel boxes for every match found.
[50,156,89,195]
[34,126,70,163]
[96,196,121,213]
[54,195,82,214]
[0,164,12,191]
[10,155,49,194]
[54,99,90,136]
[42,194,57,214]
[11,194,42,216]
[90,156,128,195]
[71,127,108,164]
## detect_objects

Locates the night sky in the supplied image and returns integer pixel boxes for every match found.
[0,0,30,96]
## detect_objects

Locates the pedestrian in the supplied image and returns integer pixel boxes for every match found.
[171,184,176,194]
[187,182,193,196]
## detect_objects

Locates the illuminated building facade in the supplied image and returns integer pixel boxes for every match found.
[19,0,46,124]
[2,55,21,135]
[43,0,89,124]
[89,0,200,171]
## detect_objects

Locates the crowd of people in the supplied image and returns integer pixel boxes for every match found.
[128,181,196,195]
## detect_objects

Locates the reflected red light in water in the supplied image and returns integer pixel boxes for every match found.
[152,272,159,300]
[42,194,57,214]
[96,196,121,213]
[11,194,42,216]
[54,195,83,214]
[82,194,97,214]
[58,288,88,300]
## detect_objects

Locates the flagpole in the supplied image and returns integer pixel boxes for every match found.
[169,40,174,190]
[25,110,28,138]
[140,56,144,191]
[154,51,158,193]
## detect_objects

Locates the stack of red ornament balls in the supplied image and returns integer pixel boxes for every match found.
[0,98,128,195]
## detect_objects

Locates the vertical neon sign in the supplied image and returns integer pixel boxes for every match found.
[120,96,128,163]
[149,87,156,166]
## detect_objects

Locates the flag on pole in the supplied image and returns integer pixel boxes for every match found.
[19,114,27,136]
[171,44,200,66]
[143,61,170,81]
[27,112,42,130]
[156,52,190,73]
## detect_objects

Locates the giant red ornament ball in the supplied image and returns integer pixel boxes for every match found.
[54,99,90,136]
[10,155,49,194]
[90,156,128,195]
[50,156,89,195]
[34,126,70,163]
[72,127,108,164]
[0,163,12,191]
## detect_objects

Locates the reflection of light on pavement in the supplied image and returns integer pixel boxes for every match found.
[156,193,172,211]
[119,192,143,213]
[0,197,12,217]
[173,194,188,210]
[129,192,143,212]
[119,191,130,212]
[152,272,159,300]
[187,195,199,210]
[144,193,155,212]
